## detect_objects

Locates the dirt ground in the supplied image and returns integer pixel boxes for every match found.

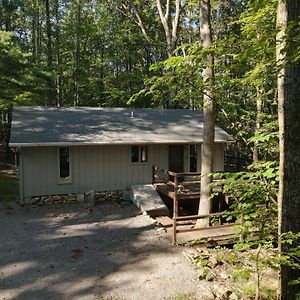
[0,200,213,300]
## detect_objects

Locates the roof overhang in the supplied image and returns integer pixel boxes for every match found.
[10,139,235,148]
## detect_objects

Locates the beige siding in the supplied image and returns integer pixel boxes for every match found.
[213,143,225,171]
[22,144,168,198]
[21,143,224,198]
[196,143,224,172]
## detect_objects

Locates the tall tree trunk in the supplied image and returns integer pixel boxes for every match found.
[99,43,105,106]
[45,0,56,106]
[277,1,300,299]
[197,0,215,227]
[37,2,42,59]
[45,0,52,67]
[54,0,62,107]
[31,2,37,61]
[73,2,81,106]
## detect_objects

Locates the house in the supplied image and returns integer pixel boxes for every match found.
[9,106,234,202]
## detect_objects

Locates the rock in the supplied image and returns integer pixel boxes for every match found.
[196,247,210,255]
[202,291,216,300]
[206,271,215,281]
[198,267,215,281]
[31,197,40,205]
[229,292,238,300]
[84,190,95,208]
[45,197,53,203]
[219,271,229,280]
[214,286,232,300]
[209,256,219,268]
[198,268,210,280]
[76,193,85,203]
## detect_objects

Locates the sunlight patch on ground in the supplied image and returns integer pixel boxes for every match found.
[0,261,38,279]
[54,276,99,297]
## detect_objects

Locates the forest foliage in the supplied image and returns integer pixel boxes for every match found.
[0,0,277,162]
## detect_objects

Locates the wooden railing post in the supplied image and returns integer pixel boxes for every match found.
[173,173,178,244]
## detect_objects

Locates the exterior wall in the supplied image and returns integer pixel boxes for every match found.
[196,143,224,172]
[20,142,225,199]
[213,143,225,171]
[21,144,168,199]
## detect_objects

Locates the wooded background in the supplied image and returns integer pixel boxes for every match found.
[0,0,277,165]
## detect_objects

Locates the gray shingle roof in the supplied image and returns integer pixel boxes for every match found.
[9,106,234,147]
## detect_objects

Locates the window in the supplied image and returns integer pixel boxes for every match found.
[58,147,72,183]
[140,145,148,162]
[131,145,148,163]
[190,144,198,172]
[131,145,139,163]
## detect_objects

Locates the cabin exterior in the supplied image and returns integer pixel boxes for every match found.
[9,107,234,202]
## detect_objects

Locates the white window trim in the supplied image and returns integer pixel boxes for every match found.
[57,146,73,184]
[130,145,149,165]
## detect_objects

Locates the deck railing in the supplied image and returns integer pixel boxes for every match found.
[152,165,230,244]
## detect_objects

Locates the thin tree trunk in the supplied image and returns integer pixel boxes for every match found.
[99,43,105,106]
[253,87,263,163]
[54,0,62,107]
[45,0,52,67]
[37,2,42,59]
[31,2,37,61]
[277,1,300,299]
[73,2,81,106]
[197,0,215,227]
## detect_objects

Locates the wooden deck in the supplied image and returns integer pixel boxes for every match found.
[152,166,233,244]
[156,216,238,246]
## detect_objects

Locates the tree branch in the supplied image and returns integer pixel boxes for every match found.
[171,0,181,46]
[165,0,170,22]
[156,0,170,37]
[117,1,153,46]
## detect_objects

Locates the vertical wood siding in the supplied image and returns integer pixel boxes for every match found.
[21,143,224,198]
[22,144,168,198]
[196,143,224,172]
[213,143,225,171]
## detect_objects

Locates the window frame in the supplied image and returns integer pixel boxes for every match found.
[130,145,149,164]
[57,146,72,184]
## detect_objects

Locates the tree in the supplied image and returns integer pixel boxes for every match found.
[0,31,27,143]
[156,0,181,58]
[277,1,300,299]
[197,0,215,226]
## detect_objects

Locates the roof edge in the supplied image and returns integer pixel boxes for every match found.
[9,139,235,147]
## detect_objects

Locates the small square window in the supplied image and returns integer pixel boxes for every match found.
[131,145,148,163]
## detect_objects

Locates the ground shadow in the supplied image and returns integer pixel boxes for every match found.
[0,200,190,300]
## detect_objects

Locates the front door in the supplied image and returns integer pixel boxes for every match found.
[168,145,184,173]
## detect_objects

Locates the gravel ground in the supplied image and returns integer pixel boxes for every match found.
[0,200,211,300]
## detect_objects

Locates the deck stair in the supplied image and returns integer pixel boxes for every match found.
[130,184,169,217]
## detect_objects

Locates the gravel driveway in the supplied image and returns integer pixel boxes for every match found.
[0,200,210,300]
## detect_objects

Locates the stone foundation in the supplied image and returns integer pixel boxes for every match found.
[29,191,124,205]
